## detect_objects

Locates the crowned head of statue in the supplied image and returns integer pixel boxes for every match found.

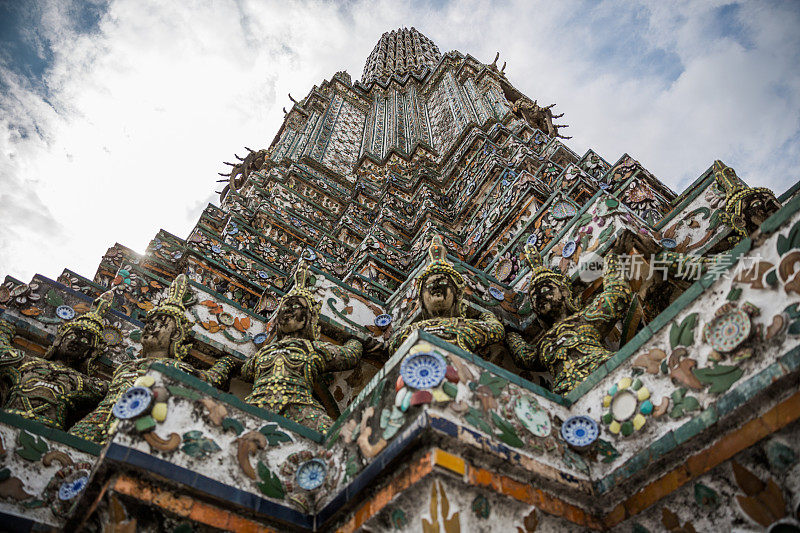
[417,235,465,320]
[275,260,321,342]
[713,160,780,239]
[141,274,193,360]
[45,291,113,372]
[523,244,579,324]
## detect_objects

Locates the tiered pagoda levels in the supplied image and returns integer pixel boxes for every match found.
[2,27,800,532]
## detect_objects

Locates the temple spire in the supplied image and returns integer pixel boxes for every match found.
[362,27,441,83]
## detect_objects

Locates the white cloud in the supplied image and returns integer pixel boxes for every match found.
[1,0,798,283]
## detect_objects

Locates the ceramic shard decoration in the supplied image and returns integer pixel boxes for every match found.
[57,476,88,501]
[513,396,552,437]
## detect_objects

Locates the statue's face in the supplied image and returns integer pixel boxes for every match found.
[277,296,308,335]
[421,273,457,317]
[743,195,776,232]
[54,328,95,364]
[141,314,179,358]
[530,280,566,320]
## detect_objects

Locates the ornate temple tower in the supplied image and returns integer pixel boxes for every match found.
[1,28,798,533]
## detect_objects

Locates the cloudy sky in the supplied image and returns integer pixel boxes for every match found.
[1,0,799,283]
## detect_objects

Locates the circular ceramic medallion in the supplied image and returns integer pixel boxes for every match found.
[562,241,577,258]
[610,390,638,421]
[374,314,392,328]
[227,227,239,235]
[211,245,222,254]
[513,397,551,437]
[58,475,89,501]
[303,248,317,261]
[494,259,513,281]
[253,333,268,345]
[56,305,76,320]
[526,234,538,247]
[112,386,153,419]
[552,201,577,221]
[258,270,270,279]
[599,182,610,190]
[172,251,183,260]
[0,286,10,303]
[560,416,599,447]
[605,197,619,208]
[704,308,751,353]
[296,459,327,491]
[488,287,505,301]
[660,238,677,249]
[218,313,235,326]
[102,327,122,346]
[400,351,447,389]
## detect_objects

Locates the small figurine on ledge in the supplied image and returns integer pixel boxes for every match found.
[507,243,632,395]
[69,274,240,444]
[712,160,780,242]
[0,294,110,430]
[388,235,505,355]
[240,260,362,433]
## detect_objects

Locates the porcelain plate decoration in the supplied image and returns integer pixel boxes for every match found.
[494,258,513,281]
[58,475,88,501]
[374,314,393,327]
[102,327,123,346]
[296,459,327,491]
[514,396,552,437]
[56,305,75,320]
[488,287,505,301]
[552,201,577,220]
[400,351,447,389]
[560,415,599,447]
[704,308,751,353]
[112,386,153,420]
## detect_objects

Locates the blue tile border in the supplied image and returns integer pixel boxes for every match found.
[105,443,314,529]
[0,510,35,532]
